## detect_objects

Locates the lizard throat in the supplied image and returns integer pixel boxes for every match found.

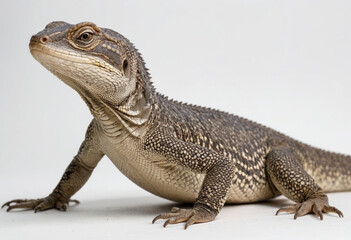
[91,85,152,141]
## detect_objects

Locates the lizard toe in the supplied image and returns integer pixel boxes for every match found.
[153,208,194,227]
[153,205,217,229]
[3,196,79,213]
[2,199,44,212]
[322,206,344,218]
[276,195,343,220]
[276,204,300,215]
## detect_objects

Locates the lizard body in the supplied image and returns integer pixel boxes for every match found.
[3,21,350,228]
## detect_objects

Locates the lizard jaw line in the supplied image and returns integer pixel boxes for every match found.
[29,42,119,74]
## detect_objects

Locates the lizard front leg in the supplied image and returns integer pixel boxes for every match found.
[2,120,104,212]
[145,130,235,229]
[266,146,343,220]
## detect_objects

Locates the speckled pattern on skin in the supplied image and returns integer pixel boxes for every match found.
[2,21,350,228]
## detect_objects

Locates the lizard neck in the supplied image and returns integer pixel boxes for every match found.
[90,84,152,141]
[62,73,153,141]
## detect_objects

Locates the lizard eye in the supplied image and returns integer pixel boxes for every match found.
[68,24,101,50]
[77,31,94,43]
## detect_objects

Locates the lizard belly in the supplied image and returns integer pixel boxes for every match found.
[227,179,277,203]
[100,135,204,203]
[100,135,275,204]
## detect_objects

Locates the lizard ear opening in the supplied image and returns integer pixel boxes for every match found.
[123,59,130,78]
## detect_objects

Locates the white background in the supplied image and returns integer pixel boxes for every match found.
[1,0,351,239]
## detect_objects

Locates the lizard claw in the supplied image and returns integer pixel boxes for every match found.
[2,199,44,212]
[152,205,216,229]
[2,197,79,212]
[276,195,343,220]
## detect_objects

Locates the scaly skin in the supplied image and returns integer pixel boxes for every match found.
[2,21,350,228]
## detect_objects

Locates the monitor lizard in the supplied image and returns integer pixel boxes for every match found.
[2,21,350,229]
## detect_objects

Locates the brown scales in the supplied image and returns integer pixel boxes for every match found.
[2,21,350,229]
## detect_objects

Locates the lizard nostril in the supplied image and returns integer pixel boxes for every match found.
[40,36,49,44]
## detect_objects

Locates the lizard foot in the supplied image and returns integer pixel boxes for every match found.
[2,196,79,212]
[276,195,343,220]
[152,205,217,229]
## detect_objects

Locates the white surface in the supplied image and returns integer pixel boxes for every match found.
[1,0,351,239]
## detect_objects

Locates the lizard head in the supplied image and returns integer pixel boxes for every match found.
[29,21,151,106]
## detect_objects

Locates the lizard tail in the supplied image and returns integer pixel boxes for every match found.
[300,144,351,192]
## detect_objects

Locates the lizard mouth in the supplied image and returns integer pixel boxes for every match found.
[29,42,93,65]
[29,41,118,75]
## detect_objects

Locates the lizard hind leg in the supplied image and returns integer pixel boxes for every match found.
[266,146,343,220]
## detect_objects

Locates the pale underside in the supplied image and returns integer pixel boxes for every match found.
[98,130,275,204]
